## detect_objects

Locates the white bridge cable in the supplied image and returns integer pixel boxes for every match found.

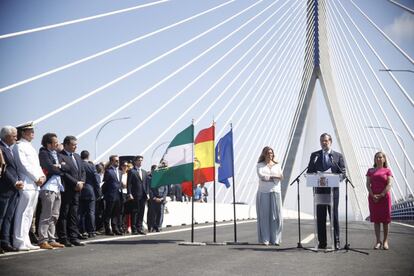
[0,0,235,94]
[234,13,314,203]
[215,0,314,139]
[217,6,314,199]
[240,52,306,204]
[326,22,387,199]
[194,0,303,125]
[324,1,380,168]
[29,0,263,124]
[0,0,170,40]
[333,0,414,176]
[387,0,414,15]
[327,1,401,199]
[330,0,413,197]
[337,1,414,131]
[224,9,309,202]
[141,0,298,156]
[95,0,292,161]
[233,21,310,202]
[328,31,400,200]
[350,0,414,65]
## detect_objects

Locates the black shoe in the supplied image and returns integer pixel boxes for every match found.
[131,231,138,235]
[318,243,327,249]
[71,241,85,246]
[88,233,96,238]
[2,244,18,252]
[79,234,88,240]
[63,241,73,247]
[0,248,4,254]
[29,231,39,244]
[114,230,123,236]
[155,228,160,232]
[105,231,115,236]
[137,230,146,235]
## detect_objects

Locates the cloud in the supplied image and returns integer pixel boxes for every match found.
[384,12,414,44]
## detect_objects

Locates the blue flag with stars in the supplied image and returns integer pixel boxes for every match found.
[215,129,234,188]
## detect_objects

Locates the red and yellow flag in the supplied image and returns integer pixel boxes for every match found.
[182,125,215,196]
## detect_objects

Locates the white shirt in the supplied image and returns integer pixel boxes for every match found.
[13,138,45,191]
[256,162,283,193]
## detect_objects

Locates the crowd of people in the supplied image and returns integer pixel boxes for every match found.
[0,124,393,254]
[0,122,183,253]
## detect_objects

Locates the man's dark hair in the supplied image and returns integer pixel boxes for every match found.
[133,155,144,162]
[320,133,332,142]
[41,133,57,148]
[81,150,89,160]
[109,155,118,162]
[63,135,77,145]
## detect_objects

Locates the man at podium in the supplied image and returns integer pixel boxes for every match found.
[307,133,345,250]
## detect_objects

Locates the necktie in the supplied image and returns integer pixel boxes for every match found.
[323,152,330,171]
[138,168,142,180]
[70,153,78,170]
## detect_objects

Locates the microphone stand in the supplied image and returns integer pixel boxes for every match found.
[289,166,313,251]
[330,156,368,255]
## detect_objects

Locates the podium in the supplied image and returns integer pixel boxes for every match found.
[306,173,340,250]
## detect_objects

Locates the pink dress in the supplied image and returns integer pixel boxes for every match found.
[366,168,393,223]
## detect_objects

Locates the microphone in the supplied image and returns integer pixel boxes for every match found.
[313,155,319,164]
[329,153,344,174]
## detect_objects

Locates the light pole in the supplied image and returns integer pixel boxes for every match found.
[365,125,408,198]
[95,116,131,160]
[379,69,414,74]
[150,141,171,166]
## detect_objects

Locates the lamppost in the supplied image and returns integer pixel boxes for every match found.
[379,69,414,73]
[95,116,131,160]
[150,141,171,166]
[365,125,408,198]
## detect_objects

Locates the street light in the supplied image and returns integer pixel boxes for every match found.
[365,125,408,198]
[95,116,131,160]
[379,69,414,74]
[150,141,171,166]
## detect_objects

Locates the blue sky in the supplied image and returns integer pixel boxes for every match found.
[1,0,413,216]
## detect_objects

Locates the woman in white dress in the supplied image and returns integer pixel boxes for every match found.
[256,146,283,246]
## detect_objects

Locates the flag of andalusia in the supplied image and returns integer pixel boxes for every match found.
[151,125,194,188]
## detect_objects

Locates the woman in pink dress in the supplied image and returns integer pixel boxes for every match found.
[366,151,393,250]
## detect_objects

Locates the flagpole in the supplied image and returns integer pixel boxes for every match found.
[230,124,237,243]
[191,120,195,243]
[213,121,216,243]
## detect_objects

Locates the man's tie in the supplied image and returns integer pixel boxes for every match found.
[138,168,142,180]
[70,153,78,170]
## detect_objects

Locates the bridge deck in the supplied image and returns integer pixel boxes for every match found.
[1,219,413,275]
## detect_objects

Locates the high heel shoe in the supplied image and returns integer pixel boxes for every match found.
[374,242,382,249]
[382,242,389,250]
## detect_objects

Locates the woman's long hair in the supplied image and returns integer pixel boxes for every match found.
[258,146,278,164]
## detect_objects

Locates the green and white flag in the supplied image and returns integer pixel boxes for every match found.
[151,125,194,188]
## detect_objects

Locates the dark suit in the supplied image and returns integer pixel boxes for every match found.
[102,166,122,233]
[57,150,86,243]
[307,149,345,247]
[0,141,20,247]
[79,161,101,234]
[127,167,148,232]
[147,173,167,232]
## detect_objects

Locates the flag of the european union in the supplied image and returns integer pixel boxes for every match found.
[215,129,234,188]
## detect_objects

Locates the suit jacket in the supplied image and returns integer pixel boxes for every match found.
[102,166,121,201]
[127,167,148,200]
[59,150,86,194]
[0,141,19,195]
[80,160,101,201]
[38,147,65,182]
[307,149,345,194]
